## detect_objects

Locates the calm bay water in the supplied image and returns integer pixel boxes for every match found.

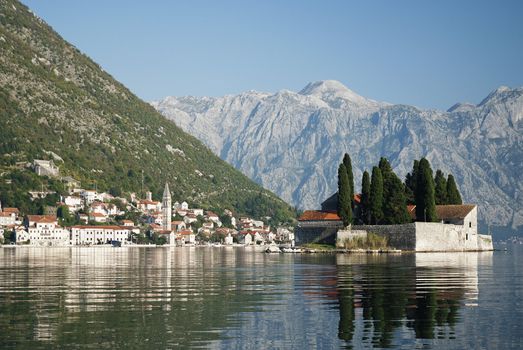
[0,245,521,349]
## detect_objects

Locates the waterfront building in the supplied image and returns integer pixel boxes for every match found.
[71,225,133,245]
[21,215,70,246]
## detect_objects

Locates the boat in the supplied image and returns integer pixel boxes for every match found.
[111,240,122,247]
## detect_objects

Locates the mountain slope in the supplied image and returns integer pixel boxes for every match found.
[152,81,523,233]
[0,0,295,222]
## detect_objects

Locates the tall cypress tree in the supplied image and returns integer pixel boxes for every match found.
[405,160,420,204]
[434,169,448,205]
[379,157,410,224]
[360,170,371,224]
[369,166,384,225]
[343,153,354,209]
[338,163,352,226]
[446,174,462,205]
[415,158,438,222]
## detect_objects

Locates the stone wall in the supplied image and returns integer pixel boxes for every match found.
[335,222,493,251]
[295,221,343,245]
[352,224,417,250]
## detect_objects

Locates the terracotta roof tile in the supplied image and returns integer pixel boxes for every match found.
[298,210,341,221]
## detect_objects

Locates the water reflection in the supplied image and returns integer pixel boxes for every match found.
[335,252,492,348]
[0,247,500,349]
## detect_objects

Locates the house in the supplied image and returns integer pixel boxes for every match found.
[178,229,196,245]
[81,190,98,205]
[238,231,253,245]
[180,201,189,210]
[0,212,16,227]
[71,225,132,245]
[190,208,204,217]
[295,210,344,245]
[224,233,234,245]
[33,159,59,177]
[22,215,70,246]
[171,221,186,232]
[63,195,82,212]
[121,220,135,227]
[89,212,107,223]
[206,211,219,222]
[137,199,162,213]
[184,214,197,225]
[78,213,89,224]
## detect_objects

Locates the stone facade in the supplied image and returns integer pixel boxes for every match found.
[295,220,344,245]
[336,222,493,252]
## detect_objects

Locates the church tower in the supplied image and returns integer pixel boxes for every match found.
[162,183,172,232]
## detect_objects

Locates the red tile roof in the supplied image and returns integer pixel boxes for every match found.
[298,210,341,221]
[407,204,476,220]
[4,208,19,214]
[72,225,130,230]
[27,215,57,223]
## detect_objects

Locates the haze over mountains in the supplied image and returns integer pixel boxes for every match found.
[152,80,523,234]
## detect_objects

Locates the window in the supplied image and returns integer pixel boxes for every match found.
[466,234,469,240]
[469,222,472,228]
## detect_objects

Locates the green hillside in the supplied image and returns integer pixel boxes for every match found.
[0,0,295,223]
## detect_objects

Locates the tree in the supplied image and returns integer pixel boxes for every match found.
[415,158,438,222]
[434,170,448,205]
[446,174,463,205]
[405,160,420,204]
[343,153,355,209]
[379,157,410,224]
[337,163,352,226]
[360,171,371,224]
[383,171,411,224]
[369,167,384,225]
[57,205,74,226]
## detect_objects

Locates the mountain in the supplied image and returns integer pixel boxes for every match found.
[0,0,295,222]
[152,80,523,235]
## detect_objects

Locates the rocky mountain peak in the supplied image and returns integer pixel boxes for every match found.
[299,80,383,109]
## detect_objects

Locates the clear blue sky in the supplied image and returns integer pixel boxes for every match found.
[22,0,523,110]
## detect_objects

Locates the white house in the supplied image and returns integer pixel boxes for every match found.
[184,214,197,225]
[180,201,189,210]
[89,212,107,223]
[22,215,70,246]
[81,190,98,205]
[0,212,16,227]
[224,233,234,245]
[71,225,132,245]
[177,229,196,245]
[137,200,162,213]
[63,195,82,212]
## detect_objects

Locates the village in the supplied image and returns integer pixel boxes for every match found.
[0,160,295,247]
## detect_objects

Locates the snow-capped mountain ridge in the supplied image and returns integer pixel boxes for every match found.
[152,81,523,234]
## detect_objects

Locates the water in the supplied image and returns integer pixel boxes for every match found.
[0,245,521,349]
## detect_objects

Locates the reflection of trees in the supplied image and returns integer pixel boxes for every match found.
[337,256,471,348]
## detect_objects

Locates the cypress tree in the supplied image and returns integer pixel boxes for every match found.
[337,163,352,226]
[405,160,420,204]
[360,170,371,224]
[369,166,384,225]
[383,170,411,224]
[446,174,462,205]
[378,157,410,224]
[434,169,448,205]
[343,153,354,209]
[415,158,438,222]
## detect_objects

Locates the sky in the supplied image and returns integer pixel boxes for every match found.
[22,0,523,110]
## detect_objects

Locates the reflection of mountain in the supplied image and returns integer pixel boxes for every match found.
[335,253,491,348]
